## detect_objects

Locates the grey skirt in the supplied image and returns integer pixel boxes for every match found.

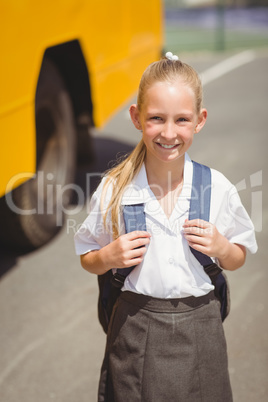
[98,291,233,402]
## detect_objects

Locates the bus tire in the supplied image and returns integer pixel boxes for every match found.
[0,59,77,251]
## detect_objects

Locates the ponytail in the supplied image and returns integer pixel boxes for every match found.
[101,139,146,239]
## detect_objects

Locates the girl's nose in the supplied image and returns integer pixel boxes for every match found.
[162,122,177,140]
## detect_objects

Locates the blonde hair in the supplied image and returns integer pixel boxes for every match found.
[138,57,203,113]
[102,57,203,239]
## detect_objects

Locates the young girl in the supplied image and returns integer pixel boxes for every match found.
[74,52,257,402]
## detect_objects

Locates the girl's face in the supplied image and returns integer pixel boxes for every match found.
[130,80,207,166]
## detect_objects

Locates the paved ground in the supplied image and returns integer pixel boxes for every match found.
[0,49,267,401]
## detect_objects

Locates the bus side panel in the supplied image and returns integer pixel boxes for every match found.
[0,0,163,197]
[0,105,36,196]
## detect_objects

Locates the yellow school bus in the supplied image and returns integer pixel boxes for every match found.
[0,0,163,249]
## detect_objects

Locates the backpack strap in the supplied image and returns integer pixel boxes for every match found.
[189,161,222,278]
[111,203,146,288]
[190,161,229,321]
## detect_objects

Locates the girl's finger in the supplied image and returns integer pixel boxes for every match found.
[183,222,213,237]
[131,245,148,258]
[184,234,208,246]
[131,237,151,250]
[183,226,204,236]
[183,219,209,229]
[187,241,208,254]
[126,231,151,240]
[117,244,148,269]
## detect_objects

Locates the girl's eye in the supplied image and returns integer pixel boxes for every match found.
[150,116,162,121]
[178,117,188,122]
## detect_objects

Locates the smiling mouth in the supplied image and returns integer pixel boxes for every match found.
[157,143,179,149]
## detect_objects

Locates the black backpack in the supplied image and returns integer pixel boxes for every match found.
[98,161,230,333]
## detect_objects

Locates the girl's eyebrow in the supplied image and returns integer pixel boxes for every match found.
[146,111,194,119]
[177,112,194,118]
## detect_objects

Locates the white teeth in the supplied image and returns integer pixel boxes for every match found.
[160,144,176,149]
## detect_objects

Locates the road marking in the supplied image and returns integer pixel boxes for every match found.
[201,50,256,86]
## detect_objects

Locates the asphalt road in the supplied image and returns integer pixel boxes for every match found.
[0,49,267,402]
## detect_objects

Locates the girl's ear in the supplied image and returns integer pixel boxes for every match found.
[129,104,142,130]
[195,108,208,133]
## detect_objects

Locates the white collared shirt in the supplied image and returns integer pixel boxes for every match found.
[74,153,258,298]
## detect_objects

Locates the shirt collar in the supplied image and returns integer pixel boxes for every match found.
[121,153,193,206]
[121,163,151,205]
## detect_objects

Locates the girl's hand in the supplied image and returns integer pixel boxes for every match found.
[101,231,151,270]
[183,219,225,258]
[182,219,246,270]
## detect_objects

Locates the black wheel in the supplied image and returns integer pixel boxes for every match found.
[0,59,77,250]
